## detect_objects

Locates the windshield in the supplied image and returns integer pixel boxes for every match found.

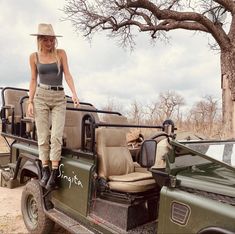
[171,140,235,171]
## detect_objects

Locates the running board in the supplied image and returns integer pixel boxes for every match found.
[46,208,92,234]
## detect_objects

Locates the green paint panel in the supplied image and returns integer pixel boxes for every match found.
[158,187,235,233]
[52,156,95,217]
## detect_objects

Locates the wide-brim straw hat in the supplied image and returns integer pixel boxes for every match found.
[30,23,62,37]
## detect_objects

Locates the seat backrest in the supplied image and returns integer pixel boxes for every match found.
[63,104,99,149]
[104,114,130,139]
[21,96,30,118]
[104,114,128,125]
[3,88,28,121]
[63,110,82,149]
[96,127,134,179]
[20,97,35,134]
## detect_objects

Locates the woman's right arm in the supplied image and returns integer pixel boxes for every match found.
[28,53,38,117]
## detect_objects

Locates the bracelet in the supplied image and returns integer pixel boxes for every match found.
[28,100,34,104]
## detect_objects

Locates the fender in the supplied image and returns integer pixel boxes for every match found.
[19,153,42,183]
[198,226,235,234]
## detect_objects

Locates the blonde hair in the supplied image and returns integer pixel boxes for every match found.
[37,36,61,74]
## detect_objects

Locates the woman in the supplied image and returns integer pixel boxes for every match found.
[28,23,79,190]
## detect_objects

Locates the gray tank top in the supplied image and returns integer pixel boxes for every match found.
[36,53,63,86]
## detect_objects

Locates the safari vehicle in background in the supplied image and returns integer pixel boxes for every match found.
[0,86,235,234]
[0,127,11,166]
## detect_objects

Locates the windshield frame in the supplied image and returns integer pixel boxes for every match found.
[170,139,235,172]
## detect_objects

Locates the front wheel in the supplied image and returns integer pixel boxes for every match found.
[21,179,55,234]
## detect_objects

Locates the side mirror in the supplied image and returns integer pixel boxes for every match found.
[139,140,157,168]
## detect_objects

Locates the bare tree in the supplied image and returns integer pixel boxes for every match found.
[63,0,235,137]
[101,97,125,121]
[188,95,221,137]
[101,97,124,113]
[128,100,144,124]
[145,101,159,125]
[158,90,185,120]
[145,90,185,124]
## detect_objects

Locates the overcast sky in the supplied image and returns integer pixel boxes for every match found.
[0,0,222,114]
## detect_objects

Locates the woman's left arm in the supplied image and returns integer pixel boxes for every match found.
[59,49,79,106]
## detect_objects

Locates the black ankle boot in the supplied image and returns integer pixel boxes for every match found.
[45,169,59,190]
[39,166,50,187]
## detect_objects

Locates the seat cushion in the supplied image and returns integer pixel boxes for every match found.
[108,172,152,182]
[96,127,157,193]
[108,179,156,193]
[133,162,150,173]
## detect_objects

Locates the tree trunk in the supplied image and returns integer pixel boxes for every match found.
[221,49,235,139]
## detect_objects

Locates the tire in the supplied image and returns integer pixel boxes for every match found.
[21,179,55,234]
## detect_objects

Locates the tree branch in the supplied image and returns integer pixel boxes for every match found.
[126,0,231,49]
[62,0,232,50]
[214,0,235,13]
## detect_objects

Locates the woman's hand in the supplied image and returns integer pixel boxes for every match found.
[27,102,34,117]
[72,95,79,108]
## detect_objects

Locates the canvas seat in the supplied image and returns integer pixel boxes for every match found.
[96,127,156,193]
[63,110,82,149]
[2,88,28,123]
[63,104,99,149]
[20,96,36,139]
[1,88,28,135]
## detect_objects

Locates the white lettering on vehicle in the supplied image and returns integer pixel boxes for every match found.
[58,164,83,189]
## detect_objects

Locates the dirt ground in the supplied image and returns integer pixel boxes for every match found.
[0,186,28,234]
[0,185,69,234]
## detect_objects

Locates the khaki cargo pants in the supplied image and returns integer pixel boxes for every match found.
[34,87,66,162]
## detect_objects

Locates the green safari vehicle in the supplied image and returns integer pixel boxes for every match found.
[0,87,235,234]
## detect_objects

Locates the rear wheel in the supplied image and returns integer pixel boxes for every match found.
[21,179,55,234]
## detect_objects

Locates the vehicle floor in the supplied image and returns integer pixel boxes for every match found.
[128,220,157,233]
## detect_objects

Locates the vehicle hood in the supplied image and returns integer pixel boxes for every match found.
[176,163,235,197]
